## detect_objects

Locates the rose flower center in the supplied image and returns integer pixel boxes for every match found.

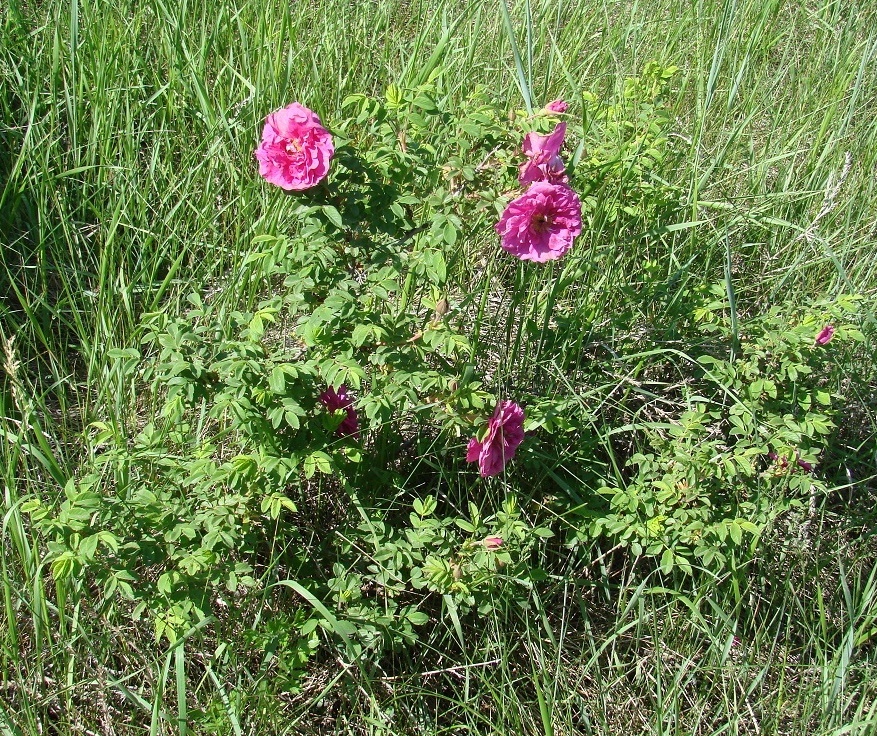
[285,138,303,155]
[531,211,552,234]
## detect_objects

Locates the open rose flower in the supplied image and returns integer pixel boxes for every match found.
[519,122,568,185]
[255,102,334,190]
[319,385,359,439]
[495,181,582,262]
[466,401,525,477]
[815,325,835,345]
[544,98,568,114]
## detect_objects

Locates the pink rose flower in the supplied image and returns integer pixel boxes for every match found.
[482,535,504,551]
[519,122,568,185]
[815,325,835,345]
[318,385,359,439]
[466,401,525,477]
[255,102,334,191]
[768,451,789,471]
[495,182,582,262]
[796,457,814,473]
[795,451,814,473]
[544,99,568,114]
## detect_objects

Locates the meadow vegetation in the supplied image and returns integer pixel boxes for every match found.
[2,0,877,733]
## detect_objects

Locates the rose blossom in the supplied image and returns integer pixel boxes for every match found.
[482,535,504,551]
[318,385,359,439]
[544,99,568,114]
[495,181,582,262]
[796,453,814,473]
[815,325,835,345]
[466,401,525,477]
[255,102,334,191]
[519,122,568,185]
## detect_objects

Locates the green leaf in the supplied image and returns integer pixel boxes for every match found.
[249,314,264,338]
[20,500,43,514]
[352,323,372,347]
[341,94,366,109]
[157,573,174,596]
[304,451,332,479]
[443,222,457,247]
[108,348,140,360]
[385,84,402,107]
[269,367,286,394]
[660,548,674,574]
[322,205,344,229]
[78,534,100,560]
[728,521,743,545]
[51,553,76,581]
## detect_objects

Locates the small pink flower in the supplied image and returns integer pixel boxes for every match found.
[768,451,789,471]
[519,122,568,185]
[815,325,835,345]
[544,99,568,114]
[796,453,814,473]
[318,385,359,439]
[466,401,525,477]
[482,535,504,551]
[495,182,582,262]
[255,102,334,191]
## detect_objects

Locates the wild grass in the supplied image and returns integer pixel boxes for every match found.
[2,0,877,733]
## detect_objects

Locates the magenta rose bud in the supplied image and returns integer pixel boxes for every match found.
[795,452,814,473]
[482,535,504,551]
[815,325,835,345]
[318,385,359,439]
[496,182,582,262]
[545,99,568,114]
[519,122,568,185]
[466,401,525,477]
[255,102,334,191]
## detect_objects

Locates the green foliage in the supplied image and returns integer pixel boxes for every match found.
[575,61,685,231]
[4,0,877,732]
[21,83,546,650]
[579,290,864,573]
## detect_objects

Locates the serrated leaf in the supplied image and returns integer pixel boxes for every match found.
[352,323,372,347]
[322,205,344,229]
